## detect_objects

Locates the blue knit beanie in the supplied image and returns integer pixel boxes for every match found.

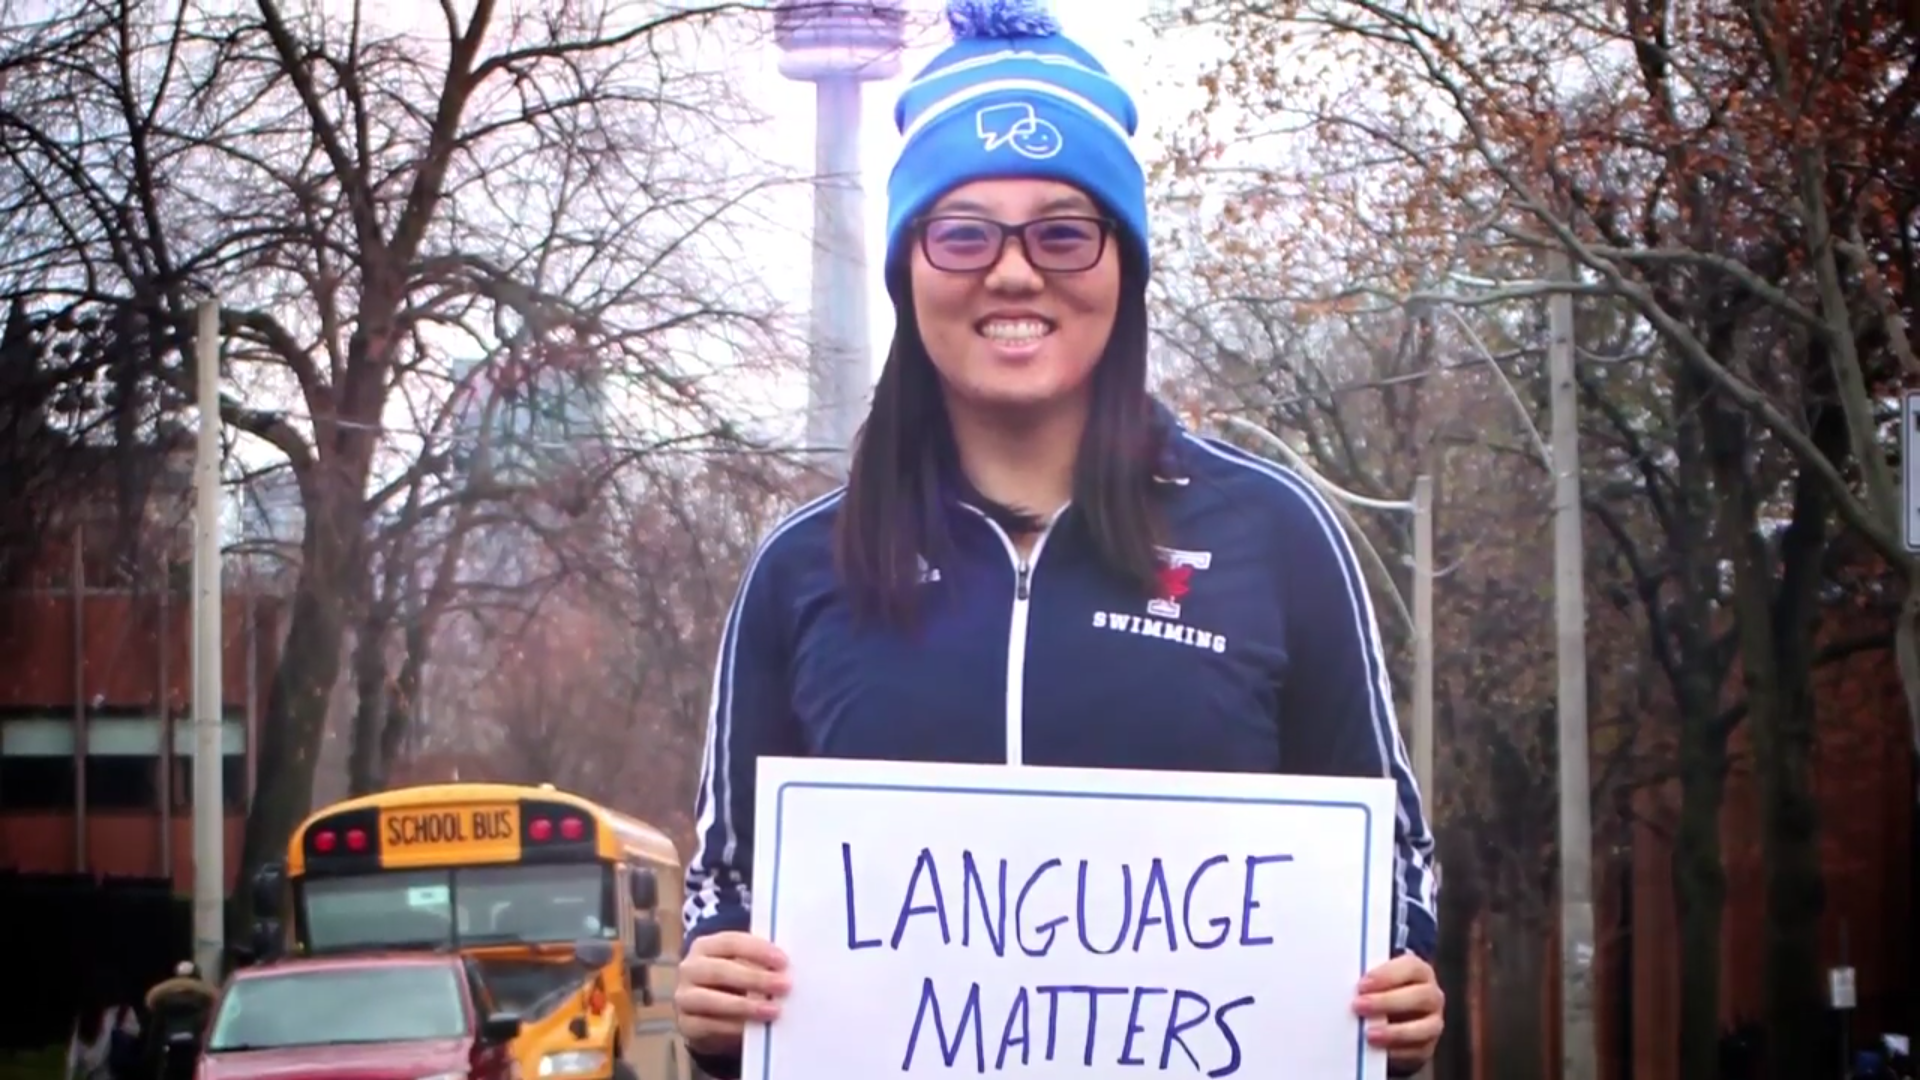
[883,0,1149,297]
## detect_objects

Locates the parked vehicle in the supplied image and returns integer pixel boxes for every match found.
[194,952,521,1080]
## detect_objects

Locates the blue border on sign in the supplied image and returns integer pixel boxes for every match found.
[756,779,1377,1080]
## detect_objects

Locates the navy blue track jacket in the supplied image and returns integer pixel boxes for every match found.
[681,412,1439,1070]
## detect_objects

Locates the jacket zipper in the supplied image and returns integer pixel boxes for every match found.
[966,505,1067,767]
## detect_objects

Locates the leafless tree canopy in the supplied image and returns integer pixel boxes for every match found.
[1152,0,1914,1074]
[0,0,813,912]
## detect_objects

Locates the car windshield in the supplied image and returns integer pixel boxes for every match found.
[207,965,467,1051]
[301,863,613,953]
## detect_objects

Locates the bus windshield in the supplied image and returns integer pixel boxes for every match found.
[301,863,615,952]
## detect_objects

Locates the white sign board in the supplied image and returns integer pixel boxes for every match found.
[743,757,1396,1080]
[1904,393,1920,552]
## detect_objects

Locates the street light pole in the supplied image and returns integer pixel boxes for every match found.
[191,297,226,980]
[1548,246,1597,1080]
[1411,475,1434,800]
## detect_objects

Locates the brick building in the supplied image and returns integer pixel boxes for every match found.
[0,447,282,896]
[1455,583,1914,1079]
[1597,626,1914,1077]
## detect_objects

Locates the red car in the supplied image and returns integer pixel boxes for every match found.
[196,953,522,1080]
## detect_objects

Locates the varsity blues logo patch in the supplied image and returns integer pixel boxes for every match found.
[975,102,1062,160]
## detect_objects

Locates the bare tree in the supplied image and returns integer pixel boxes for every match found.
[410,452,800,849]
[1153,266,1668,1076]
[1155,0,1915,1073]
[0,0,802,924]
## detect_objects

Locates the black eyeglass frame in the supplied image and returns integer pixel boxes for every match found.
[912,213,1119,274]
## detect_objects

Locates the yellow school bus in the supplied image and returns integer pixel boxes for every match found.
[248,782,688,1080]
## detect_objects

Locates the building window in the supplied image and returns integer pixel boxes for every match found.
[170,757,248,813]
[0,714,250,813]
[82,715,162,811]
[171,717,248,812]
[87,756,161,809]
[0,716,77,811]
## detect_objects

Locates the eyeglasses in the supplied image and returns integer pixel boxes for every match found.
[915,214,1116,274]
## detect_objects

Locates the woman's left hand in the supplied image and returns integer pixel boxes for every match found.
[1353,952,1445,1074]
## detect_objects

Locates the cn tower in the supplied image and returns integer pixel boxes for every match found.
[773,0,908,470]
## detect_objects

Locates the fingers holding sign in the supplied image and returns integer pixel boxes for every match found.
[1354,952,1445,1075]
[674,931,791,1057]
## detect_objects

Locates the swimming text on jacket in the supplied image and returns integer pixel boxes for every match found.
[1090,611,1228,653]
[839,843,1294,1076]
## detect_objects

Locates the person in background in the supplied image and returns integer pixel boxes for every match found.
[144,961,215,1019]
[65,1000,140,1080]
[670,0,1446,1075]
[142,962,215,1080]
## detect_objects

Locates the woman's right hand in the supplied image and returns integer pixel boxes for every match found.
[674,930,792,1057]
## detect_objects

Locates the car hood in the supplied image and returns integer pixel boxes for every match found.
[199,1038,469,1080]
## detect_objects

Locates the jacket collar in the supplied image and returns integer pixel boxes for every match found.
[934,393,1194,509]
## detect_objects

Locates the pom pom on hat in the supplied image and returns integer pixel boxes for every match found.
[945,0,1060,39]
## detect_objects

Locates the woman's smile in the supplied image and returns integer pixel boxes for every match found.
[976,312,1057,362]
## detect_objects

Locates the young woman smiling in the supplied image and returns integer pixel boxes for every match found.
[672,0,1446,1074]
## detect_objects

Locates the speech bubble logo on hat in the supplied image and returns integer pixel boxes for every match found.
[976,102,1063,160]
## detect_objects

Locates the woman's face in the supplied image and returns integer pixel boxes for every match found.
[909,178,1121,418]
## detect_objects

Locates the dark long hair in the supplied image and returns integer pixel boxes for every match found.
[833,261,1166,628]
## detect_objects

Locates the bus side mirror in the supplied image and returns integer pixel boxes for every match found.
[627,918,662,1007]
[628,869,657,911]
[248,920,282,964]
[631,916,662,962]
[250,862,286,914]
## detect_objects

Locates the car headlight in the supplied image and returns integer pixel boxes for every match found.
[536,1051,608,1077]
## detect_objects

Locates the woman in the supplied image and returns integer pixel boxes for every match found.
[674,0,1445,1074]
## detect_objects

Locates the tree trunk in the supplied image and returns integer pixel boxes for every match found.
[231,489,365,934]
[1589,346,1737,1079]
[1668,368,1731,1080]
[1483,904,1548,1080]
[376,616,429,785]
[1897,574,1920,810]
[345,615,389,797]
[1752,643,1826,1080]
[1434,827,1480,1080]
[1710,388,1837,1080]
[1673,691,1728,1080]
[1753,465,1832,1080]
[234,570,350,908]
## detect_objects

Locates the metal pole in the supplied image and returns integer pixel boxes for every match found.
[1411,474,1434,797]
[1408,473,1434,1080]
[191,296,226,980]
[1548,247,1596,1080]
[1834,920,1853,1080]
[72,521,87,871]
[158,562,171,876]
